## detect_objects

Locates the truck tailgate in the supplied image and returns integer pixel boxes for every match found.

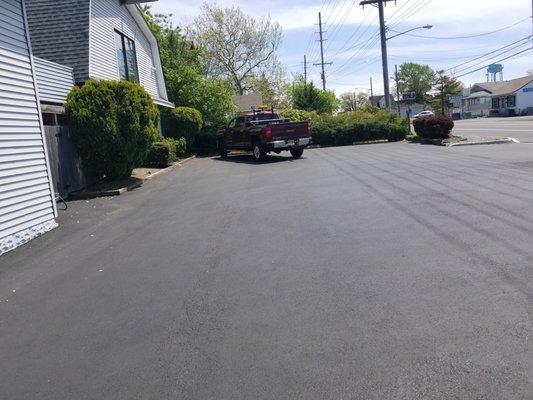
[269,122,309,140]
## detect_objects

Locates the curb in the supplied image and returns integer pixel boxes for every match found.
[142,155,196,181]
[447,138,516,147]
[70,155,196,200]
[70,180,143,200]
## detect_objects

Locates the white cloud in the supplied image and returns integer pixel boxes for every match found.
[149,0,533,93]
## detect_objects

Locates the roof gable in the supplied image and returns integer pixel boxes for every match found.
[471,76,533,97]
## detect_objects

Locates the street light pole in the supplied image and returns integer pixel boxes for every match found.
[378,1,390,109]
[360,0,431,111]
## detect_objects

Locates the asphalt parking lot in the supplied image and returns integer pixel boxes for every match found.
[453,116,533,142]
[1,142,531,399]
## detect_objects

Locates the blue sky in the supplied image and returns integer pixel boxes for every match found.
[151,0,533,95]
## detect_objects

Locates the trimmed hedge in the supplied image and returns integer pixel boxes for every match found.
[413,115,454,139]
[146,142,173,167]
[66,80,159,179]
[145,137,187,167]
[166,106,203,147]
[278,109,321,127]
[310,110,408,146]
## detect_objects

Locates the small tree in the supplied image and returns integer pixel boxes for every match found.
[292,81,338,114]
[66,80,159,179]
[432,70,463,115]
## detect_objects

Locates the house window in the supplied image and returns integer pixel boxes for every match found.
[114,30,139,83]
[492,98,500,109]
[506,95,516,107]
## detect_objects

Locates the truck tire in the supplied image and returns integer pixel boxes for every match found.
[252,143,267,161]
[290,148,304,158]
[218,137,228,159]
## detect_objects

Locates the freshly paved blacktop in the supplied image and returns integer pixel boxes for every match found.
[453,116,533,143]
[1,143,531,399]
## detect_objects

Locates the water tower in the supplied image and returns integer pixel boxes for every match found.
[487,64,503,82]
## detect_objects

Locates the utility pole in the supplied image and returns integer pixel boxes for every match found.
[360,0,396,109]
[304,55,308,84]
[441,76,445,115]
[370,77,373,98]
[313,12,332,90]
[395,64,401,115]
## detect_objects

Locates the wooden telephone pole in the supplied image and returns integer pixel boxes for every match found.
[313,12,332,90]
[360,0,396,108]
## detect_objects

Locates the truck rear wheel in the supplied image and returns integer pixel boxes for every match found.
[252,143,266,161]
[218,137,228,159]
[290,148,304,158]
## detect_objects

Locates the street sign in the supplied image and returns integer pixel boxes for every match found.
[402,91,416,101]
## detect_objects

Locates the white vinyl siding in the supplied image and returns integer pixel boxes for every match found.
[33,57,74,104]
[516,81,533,112]
[89,0,160,99]
[0,0,57,254]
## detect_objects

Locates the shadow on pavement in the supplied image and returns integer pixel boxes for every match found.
[213,153,300,164]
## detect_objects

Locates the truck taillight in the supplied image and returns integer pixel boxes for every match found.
[263,126,273,140]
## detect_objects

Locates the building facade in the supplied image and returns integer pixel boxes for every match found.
[462,76,533,117]
[0,0,58,255]
[25,0,173,108]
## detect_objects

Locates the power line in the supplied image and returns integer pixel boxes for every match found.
[446,35,533,72]
[386,0,425,26]
[325,0,360,52]
[329,10,377,58]
[451,42,532,76]
[390,16,532,39]
[330,35,381,74]
[388,0,433,27]
[385,0,412,22]
[454,47,533,78]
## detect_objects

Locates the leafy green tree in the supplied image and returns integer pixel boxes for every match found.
[292,80,338,114]
[140,6,235,128]
[396,62,436,104]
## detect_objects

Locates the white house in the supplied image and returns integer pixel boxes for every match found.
[0,0,58,255]
[462,76,533,117]
[24,0,173,111]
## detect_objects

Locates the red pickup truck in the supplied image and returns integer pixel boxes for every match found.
[217,109,311,161]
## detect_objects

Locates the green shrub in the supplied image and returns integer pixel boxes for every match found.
[161,137,187,159]
[278,109,321,127]
[166,106,203,146]
[413,115,454,139]
[145,137,187,167]
[309,110,408,146]
[146,142,174,167]
[388,124,408,142]
[65,80,159,179]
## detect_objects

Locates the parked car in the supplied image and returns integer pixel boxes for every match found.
[413,110,435,118]
[217,108,311,161]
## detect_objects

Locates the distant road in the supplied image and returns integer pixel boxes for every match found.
[453,116,533,143]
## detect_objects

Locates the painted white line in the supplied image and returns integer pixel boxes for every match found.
[454,128,533,132]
